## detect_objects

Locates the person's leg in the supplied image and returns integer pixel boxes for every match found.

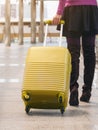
[67,37,81,106]
[80,35,96,102]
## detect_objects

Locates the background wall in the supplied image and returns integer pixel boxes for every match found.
[0,1,58,21]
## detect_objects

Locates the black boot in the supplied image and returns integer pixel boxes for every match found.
[80,90,91,103]
[69,86,79,106]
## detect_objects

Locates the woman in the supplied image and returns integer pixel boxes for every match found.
[53,0,98,106]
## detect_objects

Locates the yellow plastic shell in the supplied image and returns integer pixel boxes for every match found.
[22,47,71,111]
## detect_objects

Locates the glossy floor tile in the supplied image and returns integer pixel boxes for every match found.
[0,41,98,130]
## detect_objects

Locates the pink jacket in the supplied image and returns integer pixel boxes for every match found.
[57,0,97,15]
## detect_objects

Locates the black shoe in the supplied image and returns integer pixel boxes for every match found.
[69,87,79,106]
[80,90,91,103]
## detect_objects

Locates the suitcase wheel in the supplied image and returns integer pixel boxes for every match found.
[25,106,30,114]
[60,107,65,115]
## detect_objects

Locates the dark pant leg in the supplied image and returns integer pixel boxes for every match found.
[66,37,81,91]
[82,35,96,91]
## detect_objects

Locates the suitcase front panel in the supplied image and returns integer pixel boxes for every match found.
[22,46,71,112]
[23,62,66,91]
[23,47,71,92]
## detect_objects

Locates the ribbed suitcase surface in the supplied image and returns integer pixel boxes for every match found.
[22,46,71,114]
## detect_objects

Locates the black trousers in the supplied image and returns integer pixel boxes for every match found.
[66,35,96,91]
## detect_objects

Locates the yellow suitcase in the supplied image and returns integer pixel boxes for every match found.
[22,21,71,114]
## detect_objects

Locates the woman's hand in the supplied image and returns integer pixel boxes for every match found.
[52,14,62,25]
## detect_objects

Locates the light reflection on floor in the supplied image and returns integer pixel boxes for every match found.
[0,42,98,130]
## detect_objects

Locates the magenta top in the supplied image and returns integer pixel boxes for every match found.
[57,0,97,15]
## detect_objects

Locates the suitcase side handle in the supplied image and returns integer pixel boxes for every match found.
[43,20,65,47]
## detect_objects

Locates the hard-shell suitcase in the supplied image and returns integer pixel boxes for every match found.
[22,21,71,114]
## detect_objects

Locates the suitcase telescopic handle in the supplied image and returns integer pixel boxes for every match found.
[43,20,65,47]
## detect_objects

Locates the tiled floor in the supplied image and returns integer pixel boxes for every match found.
[0,41,98,130]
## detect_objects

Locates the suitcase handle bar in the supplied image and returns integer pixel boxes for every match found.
[43,20,65,47]
[44,20,65,25]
